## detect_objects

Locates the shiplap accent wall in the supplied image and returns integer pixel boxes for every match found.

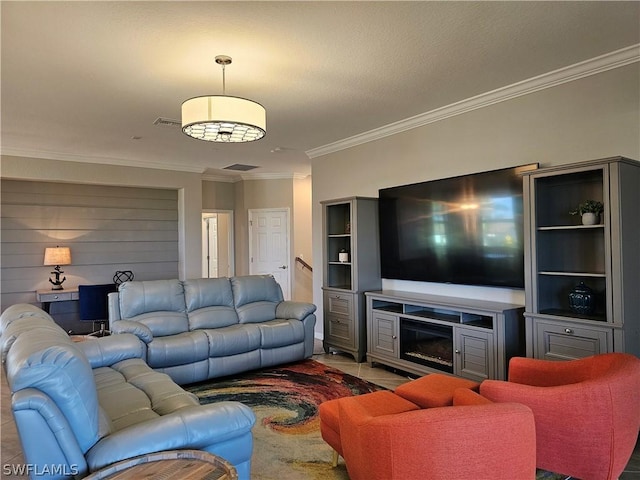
[1,180,178,329]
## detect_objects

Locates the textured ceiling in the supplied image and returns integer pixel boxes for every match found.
[1,1,638,179]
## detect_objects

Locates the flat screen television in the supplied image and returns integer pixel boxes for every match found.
[378,164,538,289]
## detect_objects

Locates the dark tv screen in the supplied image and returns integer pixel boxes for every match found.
[378,164,538,289]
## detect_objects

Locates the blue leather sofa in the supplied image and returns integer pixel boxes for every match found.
[108,275,317,385]
[0,304,256,480]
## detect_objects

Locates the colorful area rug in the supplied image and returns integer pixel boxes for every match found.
[185,359,568,480]
[186,359,379,479]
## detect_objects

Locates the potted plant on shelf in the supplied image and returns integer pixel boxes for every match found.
[569,200,604,225]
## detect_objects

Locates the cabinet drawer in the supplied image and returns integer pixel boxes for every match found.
[326,314,355,348]
[325,292,354,317]
[37,292,75,302]
[534,320,611,360]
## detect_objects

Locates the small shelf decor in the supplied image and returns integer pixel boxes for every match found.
[569,200,604,225]
[568,281,595,315]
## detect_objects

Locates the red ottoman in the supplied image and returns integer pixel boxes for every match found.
[319,390,419,466]
[394,373,480,408]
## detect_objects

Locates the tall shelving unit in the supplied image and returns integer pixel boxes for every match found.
[523,157,639,360]
[321,197,381,362]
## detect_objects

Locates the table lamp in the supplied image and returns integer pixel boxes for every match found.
[44,246,71,290]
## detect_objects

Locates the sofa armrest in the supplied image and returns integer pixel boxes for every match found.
[76,334,145,368]
[12,388,89,478]
[85,402,256,472]
[108,292,121,322]
[276,301,316,321]
[110,320,154,344]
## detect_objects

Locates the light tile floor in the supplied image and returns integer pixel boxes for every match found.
[312,342,414,391]
[1,343,639,479]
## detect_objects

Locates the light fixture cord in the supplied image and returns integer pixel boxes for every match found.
[221,63,226,95]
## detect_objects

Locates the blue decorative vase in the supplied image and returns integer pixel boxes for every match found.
[568,282,595,315]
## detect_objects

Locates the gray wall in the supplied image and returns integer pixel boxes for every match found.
[0,156,203,280]
[202,180,235,211]
[1,179,178,331]
[311,63,640,338]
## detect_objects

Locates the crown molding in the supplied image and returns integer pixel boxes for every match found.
[201,174,240,183]
[0,147,205,174]
[240,172,309,181]
[0,147,312,182]
[202,172,309,183]
[306,44,640,159]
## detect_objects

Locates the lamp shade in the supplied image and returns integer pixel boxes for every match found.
[44,247,71,266]
[182,95,266,143]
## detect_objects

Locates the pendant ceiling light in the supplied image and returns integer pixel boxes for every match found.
[182,55,266,143]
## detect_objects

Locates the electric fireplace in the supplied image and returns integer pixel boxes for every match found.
[400,318,453,374]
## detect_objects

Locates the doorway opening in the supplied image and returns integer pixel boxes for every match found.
[202,211,234,278]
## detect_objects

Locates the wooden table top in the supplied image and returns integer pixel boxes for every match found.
[84,450,237,480]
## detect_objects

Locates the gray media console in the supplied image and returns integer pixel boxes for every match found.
[366,290,525,381]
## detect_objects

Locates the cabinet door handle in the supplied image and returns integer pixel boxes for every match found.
[455,349,461,354]
[53,295,59,299]
[392,335,397,340]
[564,328,573,334]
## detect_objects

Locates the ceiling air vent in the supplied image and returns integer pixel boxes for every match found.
[153,117,181,127]
[223,164,259,171]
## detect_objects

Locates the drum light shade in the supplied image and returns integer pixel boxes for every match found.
[182,55,266,143]
[182,95,266,143]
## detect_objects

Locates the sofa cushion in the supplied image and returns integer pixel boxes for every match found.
[394,373,480,408]
[146,331,210,369]
[184,278,234,311]
[236,301,279,324]
[184,278,239,329]
[204,324,262,357]
[231,275,284,306]
[93,366,160,431]
[231,275,283,324]
[0,303,53,334]
[93,358,200,431]
[1,312,63,364]
[258,319,305,349]
[119,280,188,335]
[127,311,190,337]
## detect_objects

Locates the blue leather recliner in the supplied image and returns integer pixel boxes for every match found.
[0,304,256,480]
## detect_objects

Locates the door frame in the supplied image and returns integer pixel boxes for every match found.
[202,210,235,278]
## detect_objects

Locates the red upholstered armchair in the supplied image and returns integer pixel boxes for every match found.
[337,394,536,480]
[480,353,640,480]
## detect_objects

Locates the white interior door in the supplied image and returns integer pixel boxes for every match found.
[249,208,291,299]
